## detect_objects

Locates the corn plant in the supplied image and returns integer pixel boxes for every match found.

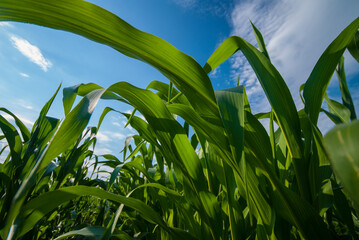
[0,0,359,239]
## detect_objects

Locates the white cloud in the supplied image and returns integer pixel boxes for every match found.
[112,132,125,140]
[229,0,359,132]
[20,73,29,78]
[96,132,112,142]
[0,22,13,28]
[94,146,113,155]
[209,66,220,79]
[10,35,52,71]
[97,131,126,142]
[112,121,122,127]
[15,99,34,110]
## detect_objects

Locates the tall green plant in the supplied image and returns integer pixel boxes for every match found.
[0,0,359,239]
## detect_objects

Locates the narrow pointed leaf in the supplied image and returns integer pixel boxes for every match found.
[250,21,270,60]
[336,56,356,120]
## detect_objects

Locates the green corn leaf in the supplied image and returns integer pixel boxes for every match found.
[0,0,219,120]
[108,82,207,190]
[250,19,277,170]
[215,85,244,165]
[336,56,357,120]
[303,18,359,124]
[106,82,221,238]
[107,165,123,190]
[321,108,344,125]
[124,140,145,162]
[348,29,359,62]
[63,83,126,116]
[54,226,134,240]
[241,153,274,233]
[204,35,303,164]
[2,88,106,239]
[272,185,333,240]
[134,182,182,197]
[0,108,30,143]
[324,93,351,124]
[324,120,359,206]
[331,180,356,238]
[147,80,189,105]
[97,107,114,131]
[0,116,22,166]
[122,114,160,149]
[166,103,226,151]
[244,112,273,170]
[15,186,170,238]
[250,20,270,60]
[39,88,107,169]
[244,111,332,239]
[20,85,61,175]
[31,84,61,134]
[20,116,60,179]
[0,143,7,156]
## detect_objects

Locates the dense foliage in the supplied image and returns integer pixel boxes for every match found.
[0,1,359,239]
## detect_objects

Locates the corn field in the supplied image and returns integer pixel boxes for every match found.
[0,0,359,239]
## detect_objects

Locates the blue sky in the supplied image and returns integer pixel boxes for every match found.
[0,0,358,160]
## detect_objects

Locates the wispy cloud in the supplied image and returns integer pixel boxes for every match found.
[96,132,112,142]
[97,130,126,143]
[0,22,13,28]
[229,0,359,130]
[20,73,29,78]
[10,35,52,71]
[16,99,35,110]
[94,146,113,155]
[209,66,220,79]
[112,132,125,140]
[112,121,122,128]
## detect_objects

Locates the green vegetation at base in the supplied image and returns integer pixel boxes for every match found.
[0,1,359,239]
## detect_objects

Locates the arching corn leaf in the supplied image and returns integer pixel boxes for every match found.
[303,18,359,124]
[0,108,30,143]
[0,115,22,165]
[0,0,219,120]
